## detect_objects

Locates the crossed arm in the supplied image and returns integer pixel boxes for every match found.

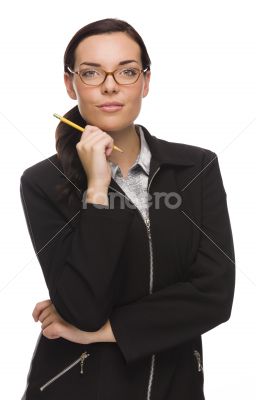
[32,299,116,344]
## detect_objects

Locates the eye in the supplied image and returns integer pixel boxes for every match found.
[80,69,100,78]
[119,68,138,76]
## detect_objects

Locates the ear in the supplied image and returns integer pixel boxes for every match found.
[64,72,77,100]
[142,69,151,98]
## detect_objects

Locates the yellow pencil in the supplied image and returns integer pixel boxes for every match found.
[53,113,124,153]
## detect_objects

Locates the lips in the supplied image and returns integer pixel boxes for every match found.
[97,102,124,112]
[98,102,124,107]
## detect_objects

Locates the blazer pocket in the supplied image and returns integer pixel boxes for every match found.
[40,350,90,392]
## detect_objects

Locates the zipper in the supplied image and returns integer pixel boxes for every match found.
[193,350,203,372]
[40,351,90,392]
[144,215,155,400]
[109,165,161,400]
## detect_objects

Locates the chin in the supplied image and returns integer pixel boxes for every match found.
[95,120,131,133]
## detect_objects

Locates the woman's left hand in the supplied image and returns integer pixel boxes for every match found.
[32,299,92,344]
[32,299,116,344]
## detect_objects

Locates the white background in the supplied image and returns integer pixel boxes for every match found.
[0,1,255,398]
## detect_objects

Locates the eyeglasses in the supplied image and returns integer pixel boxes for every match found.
[66,64,150,86]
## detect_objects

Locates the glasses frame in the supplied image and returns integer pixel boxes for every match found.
[66,64,150,86]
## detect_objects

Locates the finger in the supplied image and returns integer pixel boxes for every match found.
[82,124,98,133]
[77,131,102,150]
[39,303,58,323]
[41,314,55,330]
[34,305,49,322]
[90,135,114,152]
[32,299,51,321]
[42,323,61,340]
[80,130,104,145]
[81,126,103,138]
[106,141,114,156]
[83,125,107,134]
[38,307,52,323]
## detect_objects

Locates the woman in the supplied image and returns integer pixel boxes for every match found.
[20,18,235,400]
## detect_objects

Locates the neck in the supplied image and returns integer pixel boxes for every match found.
[106,124,141,169]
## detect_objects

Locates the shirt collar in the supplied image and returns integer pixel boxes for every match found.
[109,125,151,179]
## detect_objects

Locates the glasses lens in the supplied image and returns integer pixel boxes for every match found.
[114,67,141,84]
[79,68,105,85]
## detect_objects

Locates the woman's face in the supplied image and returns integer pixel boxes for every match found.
[64,32,151,132]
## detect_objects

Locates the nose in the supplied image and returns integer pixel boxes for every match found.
[101,73,119,93]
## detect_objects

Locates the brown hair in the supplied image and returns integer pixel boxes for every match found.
[55,18,151,205]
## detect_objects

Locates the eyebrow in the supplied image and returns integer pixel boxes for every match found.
[79,59,139,67]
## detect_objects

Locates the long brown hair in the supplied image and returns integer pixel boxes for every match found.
[55,18,151,206]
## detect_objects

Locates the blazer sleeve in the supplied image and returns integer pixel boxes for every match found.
[20,171,134,331]
[109,152,236,364]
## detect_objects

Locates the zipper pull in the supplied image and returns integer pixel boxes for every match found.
[193,350,203,372]
[80,351,90,374]
[145,217,151,238]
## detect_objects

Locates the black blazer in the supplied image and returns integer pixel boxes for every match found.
[20,125,235,400]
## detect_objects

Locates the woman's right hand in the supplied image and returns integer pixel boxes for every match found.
[76,125,114,190]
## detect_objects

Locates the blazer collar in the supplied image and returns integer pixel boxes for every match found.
[108,124,195,198]
[138,124,195,167]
